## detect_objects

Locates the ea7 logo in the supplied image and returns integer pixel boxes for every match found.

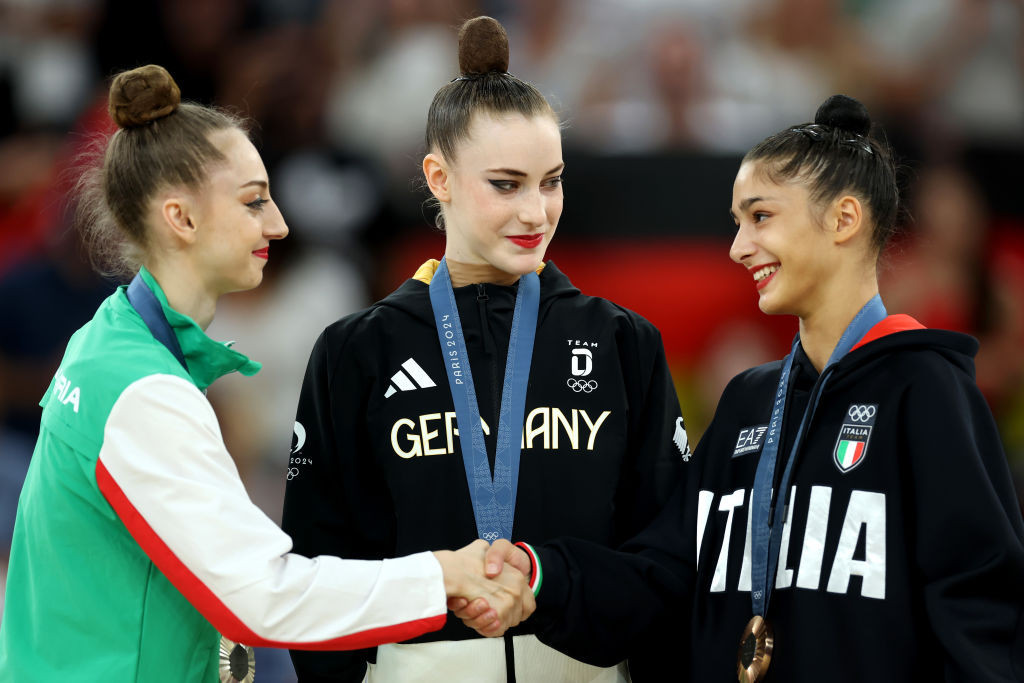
[571,348,593,377]
[733,424,768,458]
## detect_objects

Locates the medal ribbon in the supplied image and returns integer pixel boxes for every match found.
[429,258,540,541]
[126,274,189,372]
[750,294,886,617]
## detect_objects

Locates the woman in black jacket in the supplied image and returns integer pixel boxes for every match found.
[282,15,689,683]
[476,95,1024,682]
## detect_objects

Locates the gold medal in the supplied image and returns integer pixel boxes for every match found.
[737,615,773,683]
[219,636,255,683]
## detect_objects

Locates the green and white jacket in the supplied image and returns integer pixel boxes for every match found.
[0,267,446,682]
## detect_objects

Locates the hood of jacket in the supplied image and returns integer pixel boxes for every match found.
[837,316,978,379]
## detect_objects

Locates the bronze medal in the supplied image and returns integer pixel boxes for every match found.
[219,636,255,683]
[737,615,773,683]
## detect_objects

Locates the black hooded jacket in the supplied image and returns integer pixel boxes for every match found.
[282,260,688,680]
[530,321,1024,682]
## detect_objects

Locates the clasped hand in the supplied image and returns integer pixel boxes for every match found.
[433,539,534,637]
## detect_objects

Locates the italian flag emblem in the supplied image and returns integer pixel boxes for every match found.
[837,439,865,469]
[833,424,871,473]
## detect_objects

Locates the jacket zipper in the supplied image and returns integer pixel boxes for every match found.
[476,283,500,475]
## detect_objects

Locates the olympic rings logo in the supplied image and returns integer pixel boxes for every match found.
[286,467,300,480]
[482,532,499,541]
[848,405,876,422]
[566,378,599,393]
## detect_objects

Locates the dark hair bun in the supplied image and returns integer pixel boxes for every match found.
[108,64,181,129]
[814,94,871,137]
[458,16,509,75]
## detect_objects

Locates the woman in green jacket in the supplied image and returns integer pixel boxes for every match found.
[0,64,531,683]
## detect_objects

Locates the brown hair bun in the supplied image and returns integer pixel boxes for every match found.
[458,16,509,75]
[108,64,181,129]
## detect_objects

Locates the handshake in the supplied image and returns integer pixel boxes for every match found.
[433,539,534,637]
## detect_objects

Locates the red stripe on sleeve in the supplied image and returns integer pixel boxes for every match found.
[95,458,445,650]
[851,314,925,352]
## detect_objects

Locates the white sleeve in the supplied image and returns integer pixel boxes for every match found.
[96,373,446,650]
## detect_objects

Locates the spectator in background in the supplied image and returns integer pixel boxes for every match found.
[567,17,719,153]
[0,0,100,272]
[500,0,756,153]
[207,18,374,518]
[701,0,865,151]
[882,162,1024,413]
[324,0,477,191]
[854,0,1024,145]
[882,161,1024,514]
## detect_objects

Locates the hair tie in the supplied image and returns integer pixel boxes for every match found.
[450,71,514,83]
[790,124,873,155]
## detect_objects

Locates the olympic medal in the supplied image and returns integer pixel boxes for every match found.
[736,615,773,683]
[219,636,255,683]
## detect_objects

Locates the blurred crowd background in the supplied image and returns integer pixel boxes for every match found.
[1,0,1022,679]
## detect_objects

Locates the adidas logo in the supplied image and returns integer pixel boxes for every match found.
[385,358,437,398]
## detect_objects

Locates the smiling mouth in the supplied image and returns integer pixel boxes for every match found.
[753,264,779,290]
[507,234,544,249]
[252,248,269,259]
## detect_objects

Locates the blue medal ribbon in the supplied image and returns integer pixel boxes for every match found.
[428,258,540,541]
[126,274,189,372]
[750,294,886,617]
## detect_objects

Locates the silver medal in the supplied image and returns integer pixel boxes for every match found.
[219,636,255,683]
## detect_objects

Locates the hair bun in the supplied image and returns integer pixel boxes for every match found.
[814,94,871,137]
[458,16,509,75]
[108,64,181,129]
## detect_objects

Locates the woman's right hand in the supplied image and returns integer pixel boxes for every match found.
[433,539,535,637]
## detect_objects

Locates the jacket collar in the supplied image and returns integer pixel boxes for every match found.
[381,259,580,325]
[133,266,261,391]
[411,258,546,285]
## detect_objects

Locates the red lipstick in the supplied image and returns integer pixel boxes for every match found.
[253,247,269,260]
[507,234,543,249]
[751,263,779,291]
[755,271,776,291]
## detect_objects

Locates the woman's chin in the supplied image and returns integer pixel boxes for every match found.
[219,271,264,298]
[756,293,789,317]
[500,252,546,276]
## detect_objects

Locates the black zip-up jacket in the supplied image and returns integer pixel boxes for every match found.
[529,321,1024,681]
[282,260,688,680]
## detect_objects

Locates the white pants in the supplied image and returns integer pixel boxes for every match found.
[366,635,630,682]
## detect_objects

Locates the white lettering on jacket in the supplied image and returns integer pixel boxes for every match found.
[53,371,81,413]
[390,409,612,459]
[697,485,886,599]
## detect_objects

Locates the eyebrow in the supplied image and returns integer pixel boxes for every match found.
[728,196,771,220]
[240,180,268,190]
[739,196,770,211]
[486,163,565,177]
